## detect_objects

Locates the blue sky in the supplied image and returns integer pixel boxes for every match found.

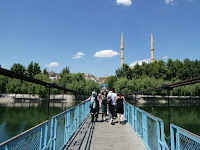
[0,0,200,77]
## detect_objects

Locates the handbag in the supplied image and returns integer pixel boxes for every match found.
[90,100,95,108]
[89,103,93,108]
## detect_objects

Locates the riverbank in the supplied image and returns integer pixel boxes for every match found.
[0,94,89,104]
[125,94,200,105]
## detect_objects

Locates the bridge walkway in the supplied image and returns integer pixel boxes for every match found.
[64,113,147,150]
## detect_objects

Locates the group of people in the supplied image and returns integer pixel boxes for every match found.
[82,88,127,125]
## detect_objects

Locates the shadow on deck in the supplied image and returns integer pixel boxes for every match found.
[64,114,147,150]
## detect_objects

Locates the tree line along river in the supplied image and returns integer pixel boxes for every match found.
[0,98,199,144]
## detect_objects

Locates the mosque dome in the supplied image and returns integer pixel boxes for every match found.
[130,60,149,68]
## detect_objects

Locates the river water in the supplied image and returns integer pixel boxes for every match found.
[0,100,81,144]
[0,98,200,144]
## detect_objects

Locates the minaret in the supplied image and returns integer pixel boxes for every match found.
[121,32,124,68]
[150,33,155,62]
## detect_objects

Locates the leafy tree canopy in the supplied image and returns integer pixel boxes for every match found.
[10,63,26,75]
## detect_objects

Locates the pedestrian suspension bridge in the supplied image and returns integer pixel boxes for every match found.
[0,68,200,150]
[0,100,200,150]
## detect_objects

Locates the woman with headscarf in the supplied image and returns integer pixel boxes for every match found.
[83,91,100,122]
[114,92,127,124]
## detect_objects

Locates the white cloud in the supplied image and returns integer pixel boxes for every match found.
[45,62,59,67]
[164,0,174,4]
[93,49,120,58]
[163,56,168,59]
[73,52,85,59]
[116,0,132,6]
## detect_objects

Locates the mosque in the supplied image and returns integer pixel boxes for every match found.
[120,33,155,69]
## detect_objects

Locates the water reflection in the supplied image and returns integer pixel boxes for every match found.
[0,100,81,143]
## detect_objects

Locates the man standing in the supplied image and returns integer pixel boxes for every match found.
[107,88,117,125]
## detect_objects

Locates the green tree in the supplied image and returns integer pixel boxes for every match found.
[0,75,8,93]
[6,79,23,96]
[10,63,26,75]
[60,72,99,94]
[114,78,134,94]
[166,58,175,80]
[105,76,117,90]
[27,62,41,77]
[27,61,34,78]
[156,60,168,79]
[33,74,50,98]
[60,66,70,79]
[86,79,99,94]
[140,62,150,77]
[61,73,86,94]
[174,59,184,80]
[132,63,142,79]
[33,62,41,75]
[116,64,132,80]
[43,68,48,75]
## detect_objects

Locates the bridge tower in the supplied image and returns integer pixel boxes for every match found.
[150,33,155,62]
[121,32,124,68]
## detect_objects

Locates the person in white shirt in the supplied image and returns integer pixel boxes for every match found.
[107,88,117,125]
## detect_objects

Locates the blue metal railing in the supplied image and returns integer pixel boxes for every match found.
[124,102,169,150]
[0,101,90,150]
[170,124,200,150]
[124,102,200,150]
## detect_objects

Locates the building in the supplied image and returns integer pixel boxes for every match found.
[84,73,106,85]
[150,33,155,62]
[48,71,60,81]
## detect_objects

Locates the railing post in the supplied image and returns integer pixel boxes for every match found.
[135,108,137,134]
[161,122,165,150]
[167,89,171,136]
[43,122,48,149]
[53,118,57,150]
[170,125,175,150]
[5,145,8,150]
[47,87,50,120]
[49,119,54,150]
[65,112,68,143]
[77,105,80,128]
[156,121,161,150]
[126,103,127,120]
[83,103,85,119]
[85,102,87,117]
[75,107,77,130]
[176,129,180,150]
[143,113,148,145]
[67,110,70,141]
[131,105,134,130]
[80,104,82,123]
[123,103,126,120]
[39,127,43,149]
[127,104,130,122]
